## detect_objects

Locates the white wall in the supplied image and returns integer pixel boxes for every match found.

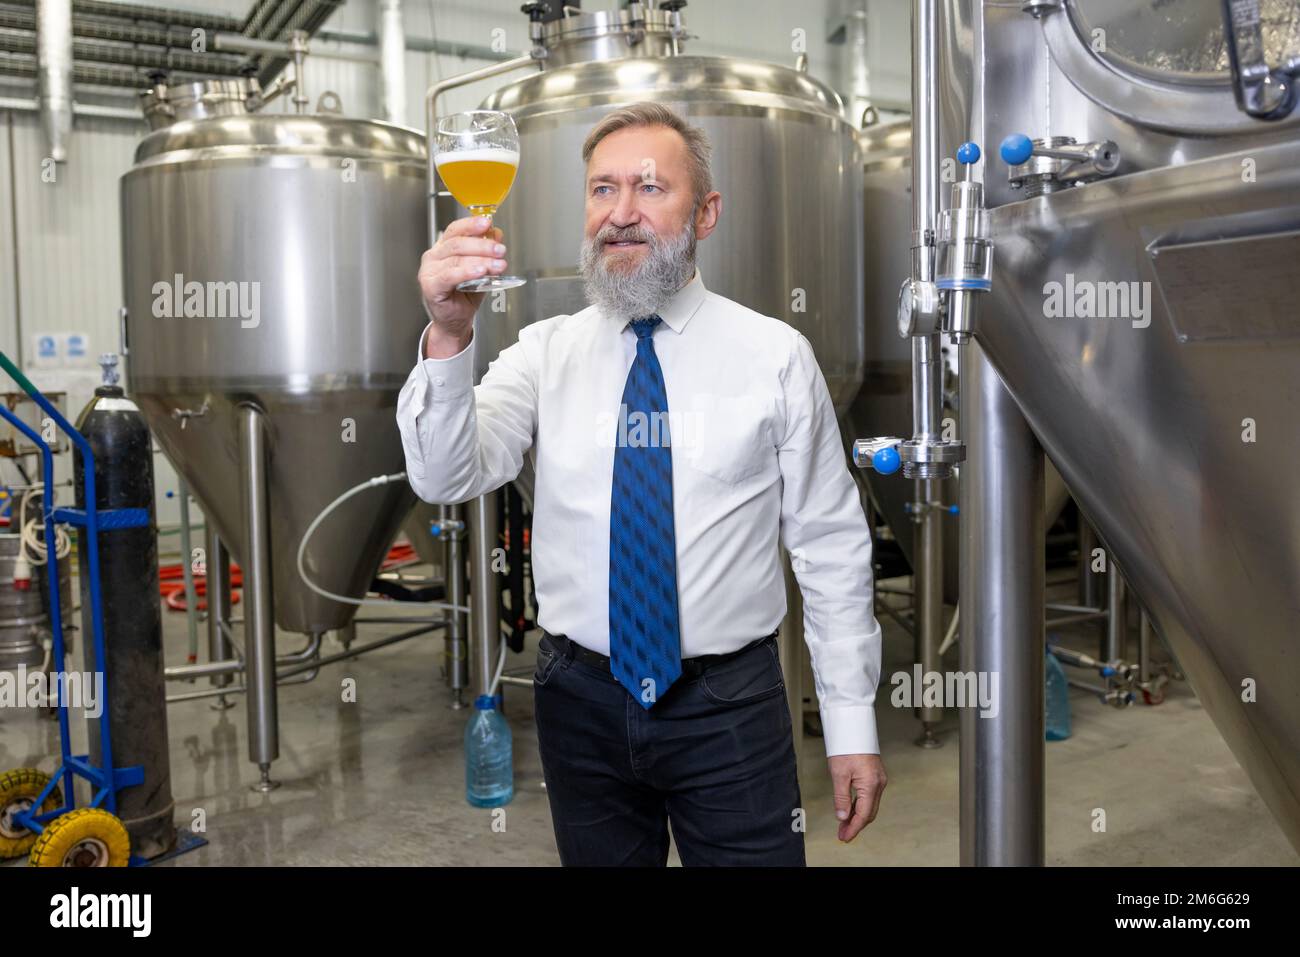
[864,0,912,110]
[0,0,910,532]
[0,110,147,531]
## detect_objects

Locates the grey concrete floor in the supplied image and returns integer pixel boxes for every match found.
[2,573,1295,866]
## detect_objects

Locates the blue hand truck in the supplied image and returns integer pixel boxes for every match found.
[0,351,203,866]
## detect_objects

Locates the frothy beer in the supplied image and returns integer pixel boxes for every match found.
[435,147,520,216]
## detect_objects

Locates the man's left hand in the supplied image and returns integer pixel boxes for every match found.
[828,753,887,842]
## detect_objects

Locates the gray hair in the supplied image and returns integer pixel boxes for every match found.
[581,102,713,210]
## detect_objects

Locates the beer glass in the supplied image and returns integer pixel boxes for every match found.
[434,110,526,291]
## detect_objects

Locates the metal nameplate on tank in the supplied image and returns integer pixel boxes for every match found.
[1145,216,1300,343]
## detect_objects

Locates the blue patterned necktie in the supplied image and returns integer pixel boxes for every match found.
[609,315,682,708]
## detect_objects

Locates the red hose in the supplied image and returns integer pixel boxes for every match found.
[160,562,243,612]
[380,542,416,569]
[161,543,417,611]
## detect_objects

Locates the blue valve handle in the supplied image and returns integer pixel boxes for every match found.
[904,501,960,515]
[1000,133,1034,166]
[956,141,981,165]
[871,446,901,476]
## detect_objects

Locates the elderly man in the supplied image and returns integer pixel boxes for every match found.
[397,101,885,866]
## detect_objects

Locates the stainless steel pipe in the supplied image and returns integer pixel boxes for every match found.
[237,403,279,791]
[909,0,942,448]
[177,476,199,664]
[1138,609,1152,685]
[469,492,499,699]
[378,0,407,123]
[1047,610,1109,628]
[910,0,938,264]
[958,341,1045,866]
[914,478,944,745]
[1077,518,1102,610]
[424,52,542,237]
[36,0,72,163]
[166,632,319,680]
[204,524,233,691]
[166,625,440,703]
[441,503,469,705]
[1104,560,1127,662]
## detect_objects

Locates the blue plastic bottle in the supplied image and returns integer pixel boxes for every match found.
[1045,648,1072,741]
[465,694,514,807]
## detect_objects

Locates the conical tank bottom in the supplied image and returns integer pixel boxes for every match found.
[983,141,1300,852]
[138,389,413,635]
[115,112,428,636]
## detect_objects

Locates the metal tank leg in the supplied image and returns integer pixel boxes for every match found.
[442,503,469,708]
[1138,608,1152,686]
[958,342,1045,866]
[335,620,356,653]
[177,477,200,666]
[204,524,236,711]
[1077,518,1102,609]
[1103,560,1127,663]
[914,477,944,747]
[469,492,499,700]
[238,404,280,792]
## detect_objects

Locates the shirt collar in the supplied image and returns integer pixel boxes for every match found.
[618,267,707,335]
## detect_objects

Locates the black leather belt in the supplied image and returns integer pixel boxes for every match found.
[545,629,780,679]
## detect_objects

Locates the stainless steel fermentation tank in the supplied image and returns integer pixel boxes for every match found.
[122,115,427,637]
[473,8,865,411]
[912,0,1300,856]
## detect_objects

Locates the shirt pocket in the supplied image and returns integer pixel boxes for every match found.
[679,392,776,485]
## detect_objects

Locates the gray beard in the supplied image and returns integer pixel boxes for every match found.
[578,220,697,321]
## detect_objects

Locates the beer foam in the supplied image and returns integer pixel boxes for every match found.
[434,148,520,168]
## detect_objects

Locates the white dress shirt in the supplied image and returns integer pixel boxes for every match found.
[396,267,883,756]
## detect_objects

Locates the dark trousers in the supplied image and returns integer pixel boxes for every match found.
[532,630,805,866]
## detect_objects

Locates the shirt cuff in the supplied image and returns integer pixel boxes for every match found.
[819,704,880,757]
[417,321,475,400]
